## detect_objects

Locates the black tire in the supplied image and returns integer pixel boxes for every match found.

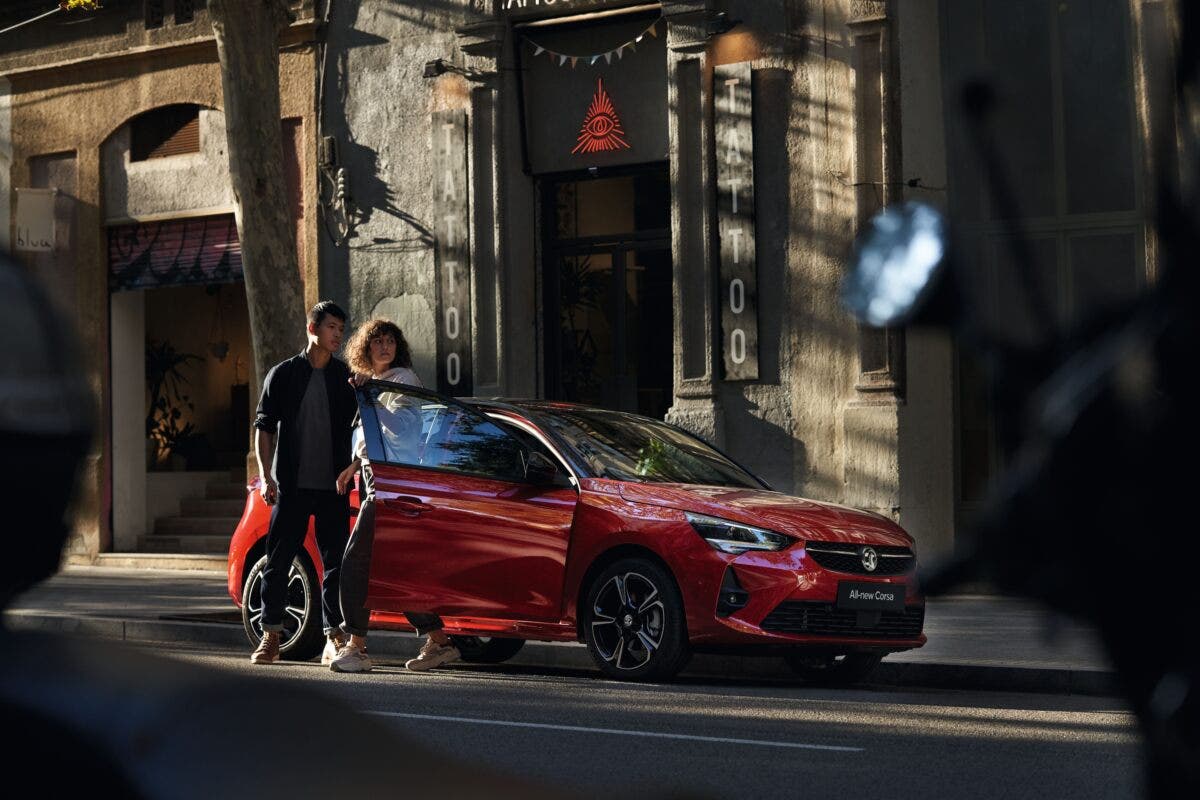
[242,554,324,661]
[783,652,884,686]
[582,557,690,682]
[449,636,526,664]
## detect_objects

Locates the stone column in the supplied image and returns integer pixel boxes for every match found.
[843,0,902,521]
[663,1,725,444]
[458,20,507,396]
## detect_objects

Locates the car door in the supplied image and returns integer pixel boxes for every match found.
[358,382,578,622]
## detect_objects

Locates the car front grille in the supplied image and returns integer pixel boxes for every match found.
[761,601,925,639]
[804,542,915,576]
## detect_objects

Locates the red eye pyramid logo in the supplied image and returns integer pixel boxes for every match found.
[572,79,631,155]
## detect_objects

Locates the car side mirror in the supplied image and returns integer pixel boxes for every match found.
[525,450,570,487]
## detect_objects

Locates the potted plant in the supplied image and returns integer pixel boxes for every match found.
[145,339,202,470]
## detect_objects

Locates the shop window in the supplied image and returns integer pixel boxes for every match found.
[130,105,201,162]
[175,0,196,25]
[942,0,1147,506]
[145,0,164,29]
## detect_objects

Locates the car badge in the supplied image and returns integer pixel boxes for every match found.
[861,546,879,572]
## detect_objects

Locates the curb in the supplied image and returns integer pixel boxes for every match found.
[4,611,1118,696]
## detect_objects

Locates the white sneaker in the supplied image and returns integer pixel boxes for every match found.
[320,632,347,666]
[405,640,460,672]
[330,642,372,673]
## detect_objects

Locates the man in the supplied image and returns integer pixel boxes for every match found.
[251,301,358,665]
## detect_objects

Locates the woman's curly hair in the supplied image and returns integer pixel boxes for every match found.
[345,318,413,376]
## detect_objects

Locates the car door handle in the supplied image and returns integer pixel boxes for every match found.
[384,495,428,517]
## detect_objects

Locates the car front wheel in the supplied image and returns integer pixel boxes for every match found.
[242,554,324,661]
[583,558,690,682]
[783,652,884,685]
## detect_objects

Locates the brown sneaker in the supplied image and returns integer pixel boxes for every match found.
[321,631,348,666]
[250,631,281,665]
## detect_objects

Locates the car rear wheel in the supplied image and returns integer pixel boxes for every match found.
[449,636,526,664]
[783,652,884,685]
[583,558,690,682]
[242,554,324,661]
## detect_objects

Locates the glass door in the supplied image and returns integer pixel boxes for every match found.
[542,167,672,418]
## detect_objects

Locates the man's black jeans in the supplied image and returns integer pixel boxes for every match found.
[261,488,349,636]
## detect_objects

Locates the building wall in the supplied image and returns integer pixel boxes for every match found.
[1,11,319,561]
[320,0,485,386]
[103,107,236,221]
[323,0,941,544]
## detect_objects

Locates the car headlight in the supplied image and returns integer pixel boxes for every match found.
[685,512,794,555]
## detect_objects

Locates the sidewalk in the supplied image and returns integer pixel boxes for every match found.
[5,566,1117,695]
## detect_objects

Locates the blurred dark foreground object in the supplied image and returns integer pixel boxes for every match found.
[843,68,1200,800]
[0,253,567,799]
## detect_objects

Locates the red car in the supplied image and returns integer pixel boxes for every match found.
[227,381,926,682]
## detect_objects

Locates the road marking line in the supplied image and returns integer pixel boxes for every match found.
[365,711,864,752]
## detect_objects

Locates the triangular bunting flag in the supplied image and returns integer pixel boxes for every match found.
[559,55,567,66]
[646,22,659,38]
[572,78,632,155]
[604,52,613,64]
[571,57,578,69]
[534,45,544,56]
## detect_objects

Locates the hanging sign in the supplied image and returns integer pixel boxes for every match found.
[716,63,759,381]
[432,110,473,397]
[521,13,667,174]
[14,188,56,252]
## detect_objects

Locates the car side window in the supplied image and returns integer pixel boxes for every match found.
[359,386,526,483]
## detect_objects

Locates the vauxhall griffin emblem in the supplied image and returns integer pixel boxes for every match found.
[573,78,631,155]
[861,546,879,573]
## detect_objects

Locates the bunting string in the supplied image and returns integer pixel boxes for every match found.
[525,15,662,68]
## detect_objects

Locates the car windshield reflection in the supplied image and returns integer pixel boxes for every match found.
[531,407,762,489]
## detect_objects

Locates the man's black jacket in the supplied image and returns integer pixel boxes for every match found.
[254,351,357,492]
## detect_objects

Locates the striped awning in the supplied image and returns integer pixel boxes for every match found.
[108,214,243,291]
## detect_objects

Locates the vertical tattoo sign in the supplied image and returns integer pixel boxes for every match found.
[433,110,473,396]
[716,63,759,381]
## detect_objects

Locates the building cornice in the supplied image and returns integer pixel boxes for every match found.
[0,19,317,82]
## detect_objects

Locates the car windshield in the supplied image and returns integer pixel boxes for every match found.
[529,406,764,488]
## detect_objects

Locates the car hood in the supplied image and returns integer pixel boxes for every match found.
[615,483,913,547]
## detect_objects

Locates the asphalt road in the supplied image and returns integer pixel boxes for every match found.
[160,643,1142,799]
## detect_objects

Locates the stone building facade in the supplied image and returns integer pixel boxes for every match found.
[0,0,321,563]
[316,0,1177,560]
[2,0,1179,563]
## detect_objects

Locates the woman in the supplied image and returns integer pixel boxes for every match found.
[329,319,461,673]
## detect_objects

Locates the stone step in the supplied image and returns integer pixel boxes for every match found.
[206,481,248,500]
[139,535,230,555]
[94,553,226,572]
[154,516,241,537]
[180,497,245,518]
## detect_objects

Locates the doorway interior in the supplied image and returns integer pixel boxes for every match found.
[542,164,673,419]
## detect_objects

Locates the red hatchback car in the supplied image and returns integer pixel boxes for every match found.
[227,381,926,682]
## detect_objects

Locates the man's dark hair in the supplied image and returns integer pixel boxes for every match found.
[308,301,347,329]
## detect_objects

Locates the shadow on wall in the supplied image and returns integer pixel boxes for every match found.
[320,0,440,311]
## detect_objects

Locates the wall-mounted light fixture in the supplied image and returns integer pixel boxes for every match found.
[422,58,493,83]
[705,11,739,37]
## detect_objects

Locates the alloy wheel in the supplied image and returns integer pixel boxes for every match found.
[245,558,312,647]
[589,571,666,672]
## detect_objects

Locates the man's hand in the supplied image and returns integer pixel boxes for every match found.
[336,463,358,495]
[260,476,278,506]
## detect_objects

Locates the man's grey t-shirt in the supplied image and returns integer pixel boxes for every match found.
[295,367,335,490]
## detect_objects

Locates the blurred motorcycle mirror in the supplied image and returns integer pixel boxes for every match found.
[842,201,949,328]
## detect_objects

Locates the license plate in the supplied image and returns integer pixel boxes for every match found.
[837,581,906,611]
